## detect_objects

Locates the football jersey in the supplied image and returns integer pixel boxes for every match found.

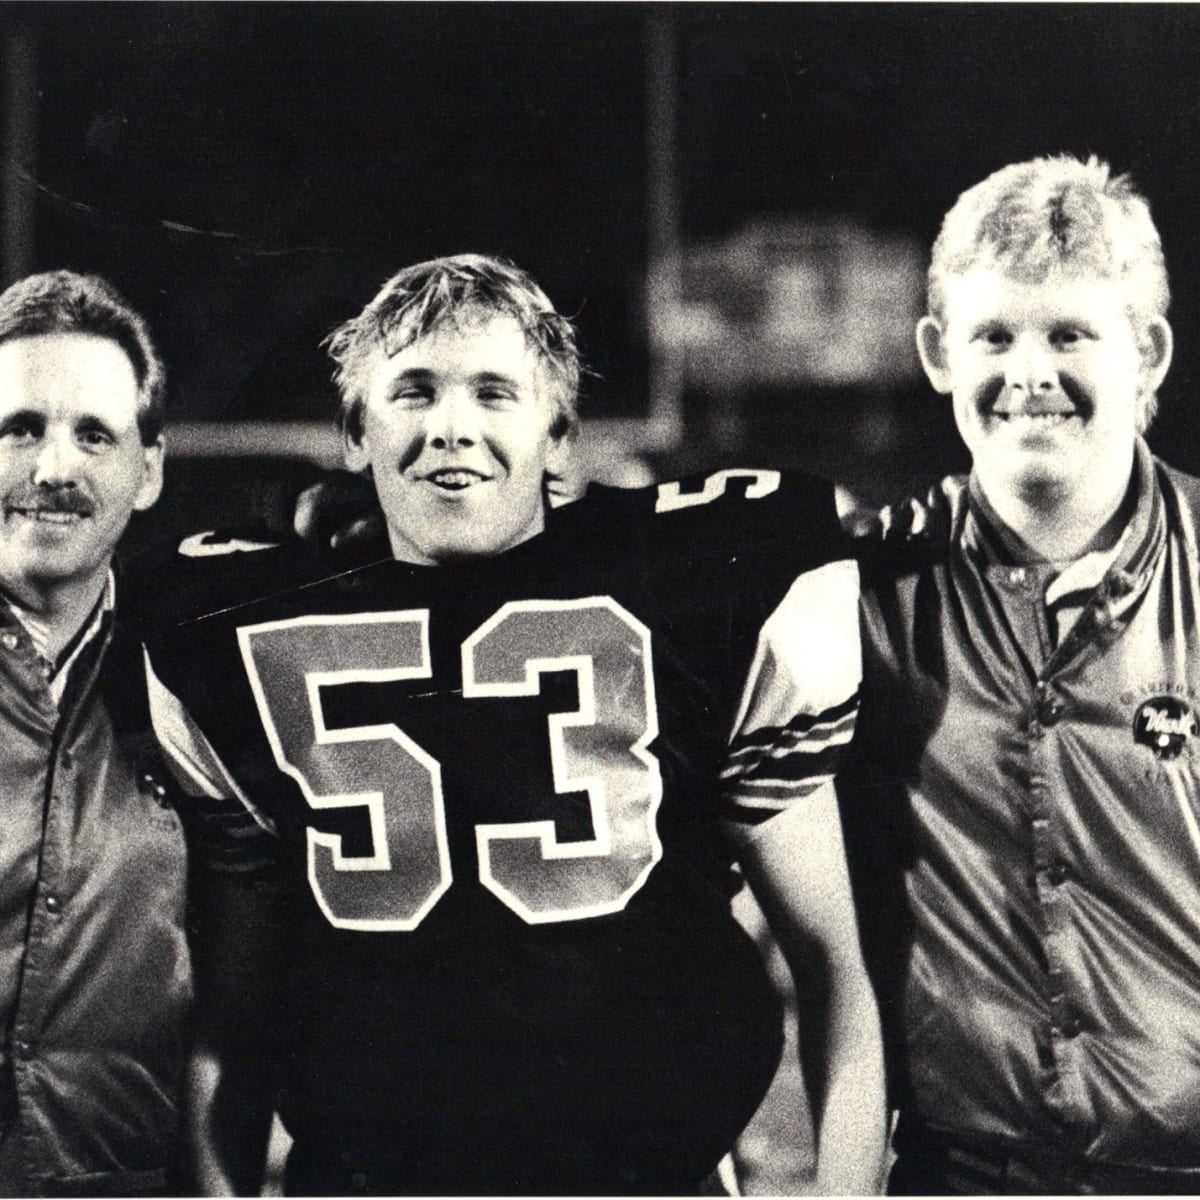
[142,468,860,1195]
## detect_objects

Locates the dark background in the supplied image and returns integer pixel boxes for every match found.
[6,8,1195,1188]
[4,2,1200,523]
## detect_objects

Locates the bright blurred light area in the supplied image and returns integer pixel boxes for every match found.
[658,217,923,390]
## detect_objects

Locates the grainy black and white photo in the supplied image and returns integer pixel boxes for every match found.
[2,4,1200,1196]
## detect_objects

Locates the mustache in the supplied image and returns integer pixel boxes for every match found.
[4,489,93,516]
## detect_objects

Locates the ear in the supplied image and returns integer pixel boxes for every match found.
[1139,315,1173,392]
[544,422,574,480]
[343,420,370,474]
[915,316,954,395]
[133,437,165,512]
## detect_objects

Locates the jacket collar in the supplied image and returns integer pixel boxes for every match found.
[961,438,1163,587]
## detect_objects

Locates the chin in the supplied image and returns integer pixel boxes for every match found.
[421,533,503,564]
[1009,467,1074,508]
[991,445,1064,483]
[13,546,80,574]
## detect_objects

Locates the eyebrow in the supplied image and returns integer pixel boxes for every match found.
[390,369,434,386]
[966,321,1004,340]
[1052,316,1099,334]
[387,369,524,388]
[470,371,522,388]
[0,408,43,428]
[76,415,120,435]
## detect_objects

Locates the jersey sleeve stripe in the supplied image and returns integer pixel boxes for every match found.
[724,700,857,762]
[723,741,847,782]
[722,559,861,825]
[720,741,847,800]
[727,779,831,805]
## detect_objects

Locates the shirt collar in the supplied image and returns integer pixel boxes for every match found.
[4,571,116,702]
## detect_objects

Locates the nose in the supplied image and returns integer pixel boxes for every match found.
[32,430,82,487]
[426,389,480,451]
[1005,334,1057,393]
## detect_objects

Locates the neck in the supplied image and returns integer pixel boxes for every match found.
[2,569,109,661]
[977,466,1137,564]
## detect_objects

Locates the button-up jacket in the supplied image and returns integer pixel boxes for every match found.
[0,589,191,1197]
[845,440,1200,1171]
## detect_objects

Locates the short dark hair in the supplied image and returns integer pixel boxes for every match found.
[325,254,582,444]
[0,270,166,444]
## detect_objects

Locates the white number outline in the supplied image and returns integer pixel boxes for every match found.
[238,611,452,932]
[463,597,664,924]
[239,601,663,929]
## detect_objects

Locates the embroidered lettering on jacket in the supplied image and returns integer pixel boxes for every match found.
[1133,696,1196,760]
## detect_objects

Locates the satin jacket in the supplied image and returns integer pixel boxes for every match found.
[0,589,191,1197]
[845,440,1200,1173]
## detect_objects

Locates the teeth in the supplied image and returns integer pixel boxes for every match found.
[11,510,83,524]
[430,471,481,489]
[996,412,1073,424]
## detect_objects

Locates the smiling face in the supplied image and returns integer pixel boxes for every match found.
[0,332,163,606]
[917,266,1172,531]
[345,309,569,565]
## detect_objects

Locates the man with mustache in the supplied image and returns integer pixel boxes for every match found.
[143,254,885,1195]
[0,271,191,1195]
[841,155,1200,1192]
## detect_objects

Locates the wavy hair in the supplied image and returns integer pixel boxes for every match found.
[0,270,166,444]
[325,254,582,444]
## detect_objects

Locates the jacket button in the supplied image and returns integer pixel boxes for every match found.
[45,894,61,914]
[1,633,17,650]
[12,1040,32,1059]
[1057,1012,1082,1039]
[1038,695,1066,726]
[1046,860,1070,886]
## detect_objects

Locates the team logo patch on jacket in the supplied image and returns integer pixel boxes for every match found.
[1133,695,1196,760]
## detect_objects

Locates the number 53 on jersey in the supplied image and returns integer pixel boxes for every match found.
[239,597,664,932]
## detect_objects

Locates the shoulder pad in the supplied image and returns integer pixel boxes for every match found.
[574,468,845,577]
[144,530,315,631]
[585,468,833,520]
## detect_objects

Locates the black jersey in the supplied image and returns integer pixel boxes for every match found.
[143,468,860,1195]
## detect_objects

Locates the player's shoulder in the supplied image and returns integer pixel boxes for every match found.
[578,466,838,520]
[126,525,338,633]
[569,467,847,563]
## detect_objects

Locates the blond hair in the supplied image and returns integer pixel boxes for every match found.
[927,155,1171,428]
[325,254,581,444]
[928,155,1169,323]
